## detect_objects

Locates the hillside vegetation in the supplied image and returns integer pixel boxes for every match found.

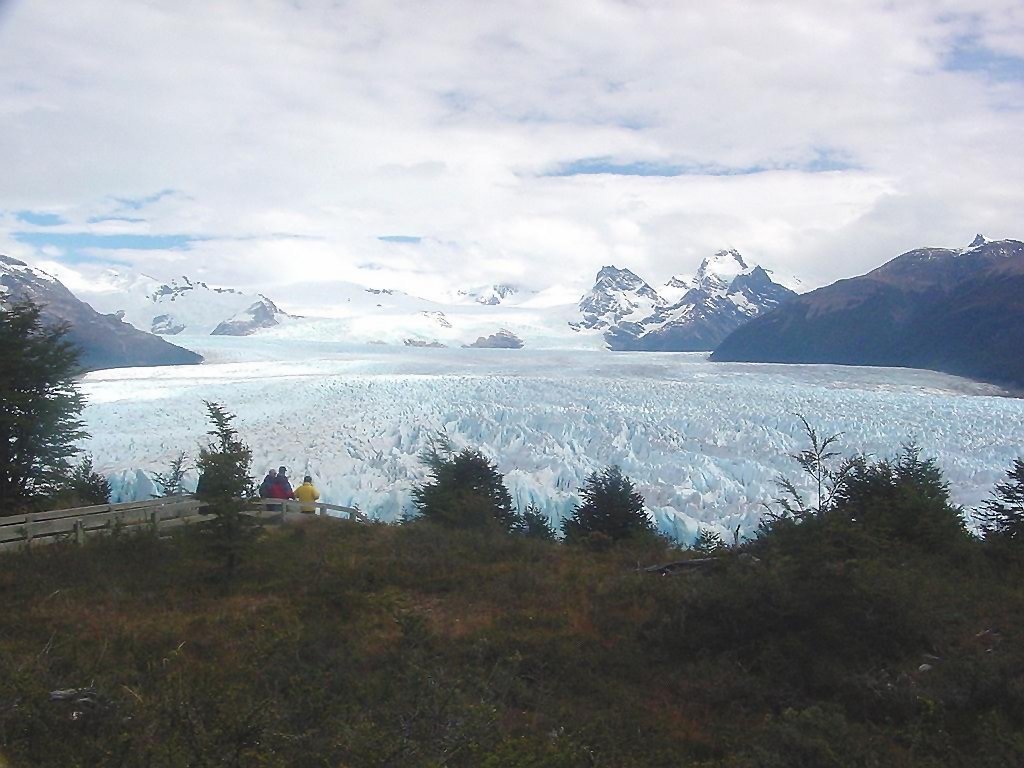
[1,503,1022,767]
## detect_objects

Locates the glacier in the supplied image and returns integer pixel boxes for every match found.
[78,337,1024,543]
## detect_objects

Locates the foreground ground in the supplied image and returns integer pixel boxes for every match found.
[0,519,1022,767]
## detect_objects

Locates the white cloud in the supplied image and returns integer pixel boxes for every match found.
[0,0,1021,303]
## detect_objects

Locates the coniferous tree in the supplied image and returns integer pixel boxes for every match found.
[412,438,517,532]
[0,299,86,510]
[195,401,256,575]
[693,527,726,555]
[65,454,111,506]
[562,465,654,544]
[152,451,189,497]
[521,504,557,541]
[979,458,1024,543]
[834,442,967,552]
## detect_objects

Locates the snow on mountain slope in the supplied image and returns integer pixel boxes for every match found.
[693,249,750,291]
[78,345,1022,542]
[75,271,290,336]
[660,274,696,304]
[31,249,799,352]
[574,266,666,330]
[605,251,798,351]
[451,284,530,306]
[0,255,203,370]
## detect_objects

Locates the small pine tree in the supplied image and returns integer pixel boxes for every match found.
[412,439,517,532]
[692,527,726,555]
[65,455,111,506]
[521,504,557,541]
[152,451,189,497]
[0,299,87,510]
[562,465,654,544]
[195,402,256,575]
[979,458,1024,543]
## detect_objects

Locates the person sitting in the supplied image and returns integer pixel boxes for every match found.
[258,468,277,498]
[294,475,320,514]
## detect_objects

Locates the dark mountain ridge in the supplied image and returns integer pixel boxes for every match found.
[711,236,1024,389]
[1,255,203,371]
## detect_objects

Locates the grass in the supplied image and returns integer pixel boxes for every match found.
[0,518,1022,767]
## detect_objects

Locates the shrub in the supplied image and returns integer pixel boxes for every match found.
[521,504,557,541]
[562,465,654,545]
[979,458,1024,544]
[63,454,111,506]
[195,401,257,575]
[412,438,518,532]
[151,450,189,497]
[692,527,726,555]
[833,442,969,554]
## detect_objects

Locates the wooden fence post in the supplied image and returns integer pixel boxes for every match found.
[24,513,34,549]
[74,520,85,545]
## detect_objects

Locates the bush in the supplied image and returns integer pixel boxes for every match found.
[412,439,518,532]
[562,466,654,545]
[979,458,1024,544]
[195,401,257,575]
[833,443,969,554]
[62,454,111,506]
[521,504,557,541]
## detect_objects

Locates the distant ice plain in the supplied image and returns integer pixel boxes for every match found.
[80,336,1024,541]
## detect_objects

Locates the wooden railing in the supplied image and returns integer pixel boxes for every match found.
[0,495,368,553]
[0,496,205,552]
[249,498,367,522]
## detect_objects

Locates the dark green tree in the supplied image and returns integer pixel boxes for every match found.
[521,504,557,541]
[692,527,726,555]
[834,443,967,553]
[562,465,654,544]
[979,458,1024,543]
[152,450,189,497]
[412,438,517,532]
[195,401,256,574]
[0,299,86,510]
[65,454,111,506]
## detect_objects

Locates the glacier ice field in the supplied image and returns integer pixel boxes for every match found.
[79,337,1024,542]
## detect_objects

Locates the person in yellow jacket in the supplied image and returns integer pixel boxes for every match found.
[294,475,320,514]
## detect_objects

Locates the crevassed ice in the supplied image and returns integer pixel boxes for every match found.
[78,340,1024,543]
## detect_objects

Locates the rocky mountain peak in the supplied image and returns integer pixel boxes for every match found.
[456,283,520,305]
[574,266,665,330]
[1,254,202,370]
[694,249,751,290]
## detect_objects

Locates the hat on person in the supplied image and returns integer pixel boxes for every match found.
[278,466,288,475]
[304,475,312,483]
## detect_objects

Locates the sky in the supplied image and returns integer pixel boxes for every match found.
[1,0,1022,305]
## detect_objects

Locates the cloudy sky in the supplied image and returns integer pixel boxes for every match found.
[1,0,1022,304]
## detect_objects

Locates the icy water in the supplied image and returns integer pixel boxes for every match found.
[79,338,1024,541]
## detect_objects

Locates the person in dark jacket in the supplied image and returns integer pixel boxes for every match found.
[258,468,277,498]
[269,466,295,500]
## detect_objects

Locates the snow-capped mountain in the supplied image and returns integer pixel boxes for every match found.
[0,255,202,370]
[573,266,666,331]
[712,235,1024,388]
[76,272,292,336]
[660,274,696,303]
[574,251,797,351]
[453,284,525,306]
